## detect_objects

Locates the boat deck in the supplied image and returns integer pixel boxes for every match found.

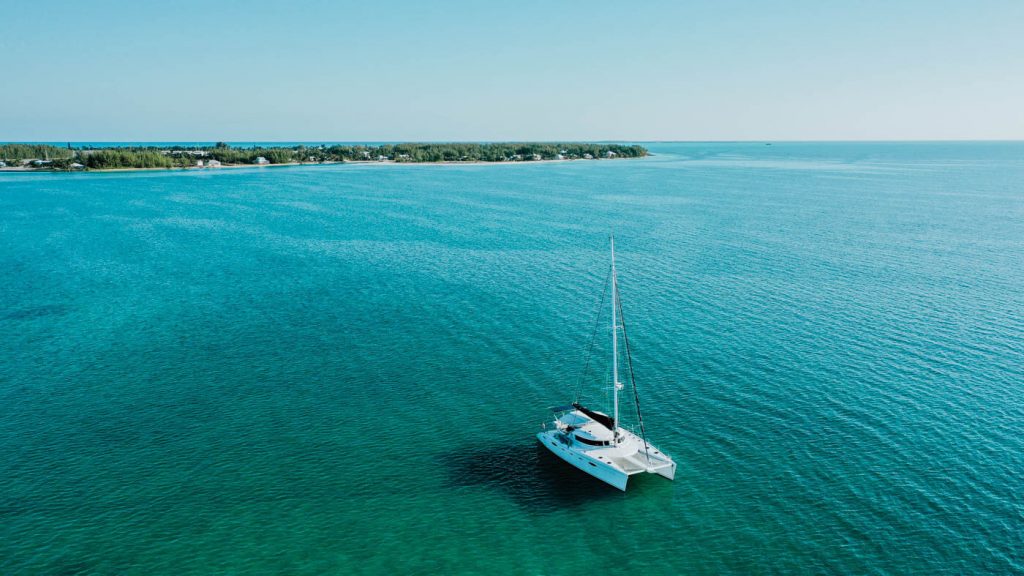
[606,429,675,475]
[607,451,674,475]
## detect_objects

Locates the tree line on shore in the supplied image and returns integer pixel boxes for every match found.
[0,144,75,162]
[1,142,648,170]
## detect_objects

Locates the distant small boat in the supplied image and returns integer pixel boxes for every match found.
[537,236,675,491]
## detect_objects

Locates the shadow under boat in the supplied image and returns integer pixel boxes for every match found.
[442,441,663,511]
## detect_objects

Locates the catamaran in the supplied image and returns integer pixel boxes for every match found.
[537,236,676,491]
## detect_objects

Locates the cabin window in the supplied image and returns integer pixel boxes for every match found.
[574,435,610,447]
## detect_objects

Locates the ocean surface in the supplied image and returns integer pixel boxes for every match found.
[1,142,1022,574]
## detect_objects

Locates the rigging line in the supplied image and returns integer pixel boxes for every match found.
[574,264,612,404]
[615,275,651,464]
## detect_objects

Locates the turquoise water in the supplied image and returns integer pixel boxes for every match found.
[2,143,1022,574]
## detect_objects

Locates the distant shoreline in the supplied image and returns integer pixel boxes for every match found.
[0,142,648,172]
[0,156,641,174]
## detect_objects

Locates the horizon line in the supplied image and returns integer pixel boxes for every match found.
[5,139,1024,145]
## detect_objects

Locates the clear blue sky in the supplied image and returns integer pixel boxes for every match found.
[2,0,1022,141]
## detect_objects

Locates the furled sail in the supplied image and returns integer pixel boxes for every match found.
[572,403,615,431]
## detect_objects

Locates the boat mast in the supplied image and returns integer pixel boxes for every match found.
[611,234,620,440]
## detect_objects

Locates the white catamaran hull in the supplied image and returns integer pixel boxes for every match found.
[537,430,630,490]
[537,425,675,491]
